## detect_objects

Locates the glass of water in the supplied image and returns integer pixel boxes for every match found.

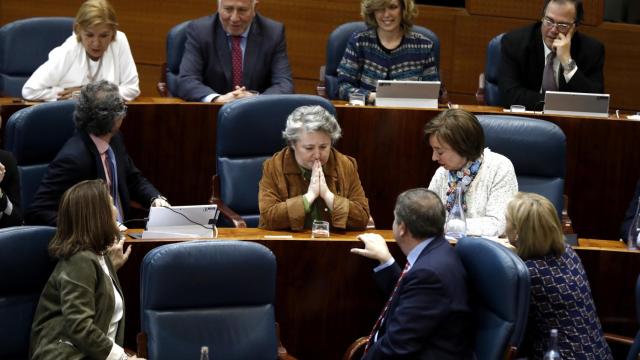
[312,220,330,238]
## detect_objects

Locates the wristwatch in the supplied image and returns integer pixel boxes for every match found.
[563,59,577,73]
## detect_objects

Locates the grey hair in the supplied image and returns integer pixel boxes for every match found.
[74,80,126,136]
[282,105,342,145]
[394,188,446,239]
[217,0,257,10]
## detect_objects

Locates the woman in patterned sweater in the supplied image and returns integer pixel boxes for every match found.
[506,192,612,360]
[337,0,439,104]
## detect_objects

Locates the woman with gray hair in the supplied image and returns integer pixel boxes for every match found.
[258,105,370,230]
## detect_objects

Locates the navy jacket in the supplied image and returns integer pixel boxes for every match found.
[176,13,294,101]
[499,22,605,110]
[621,178,640,240]
[365,235,473,359]
[25,130,160,226]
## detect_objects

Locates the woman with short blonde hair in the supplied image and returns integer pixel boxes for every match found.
[361,0,418,35]
[22,0,140,101]
[506,192,612,359]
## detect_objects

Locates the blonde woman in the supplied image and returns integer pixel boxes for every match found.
[506,192,612,359]
[22,0,139,101]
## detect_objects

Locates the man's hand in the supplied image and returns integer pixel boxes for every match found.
[107,237,131,271]
[351,233,393,264]
[553,26,575,65]
[151,197,170,207]
[57,86,83,100]
[213,86,258,103]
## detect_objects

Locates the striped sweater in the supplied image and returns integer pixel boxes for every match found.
[337,28,439,102]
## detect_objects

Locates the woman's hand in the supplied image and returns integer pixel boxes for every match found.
[57,86,82,100]
[107,237,131,271]
[318,164,334,211]
[304,160,321,204]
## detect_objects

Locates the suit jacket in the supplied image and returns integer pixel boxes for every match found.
[621,177,640,239]
[499,22,605,110]
[25,130,160,226]
[176,13,294,101]
[30,251,125,360]
[258,147,370,230]
[365,236,473,359]
[0,149,22,227]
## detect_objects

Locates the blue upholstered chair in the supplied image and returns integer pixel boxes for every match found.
[157,20,191,97]
[456,237,530,360]
[477,33,505,106]
[321,21,440,100]
[211,94,336,227]
[4,100,76,212]
[138,240,293,360]
[0,17,74,97]
[0,226,57,360]
[477,115,566,218]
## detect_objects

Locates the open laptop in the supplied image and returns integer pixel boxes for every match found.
[375,80,440,109]
[142,205,219,239]
[543,91,610,118]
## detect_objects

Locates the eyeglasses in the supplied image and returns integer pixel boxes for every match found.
[541,17,574,32]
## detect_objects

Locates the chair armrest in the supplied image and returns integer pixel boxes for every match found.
[475,73,486,104]
[342,336,368,360]
[503,345,517,360]
[276,322,297,360]
[317,65,327,98]
[210,175,247,228]
[136,332,148,358]
[157,63,169,97]
[366,216,376,230]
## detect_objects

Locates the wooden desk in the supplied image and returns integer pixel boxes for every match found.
[2,98,639,239]
[119,229,639,359]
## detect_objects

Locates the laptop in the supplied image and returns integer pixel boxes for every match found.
[142,205,219,239]
[543,91,610,118]
[375,80,441,109]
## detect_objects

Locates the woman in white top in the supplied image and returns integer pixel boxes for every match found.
[425,109,518,237]
[30,180,143,360]
[22,0,139,101]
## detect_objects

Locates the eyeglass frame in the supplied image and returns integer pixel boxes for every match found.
[541,16,575,33]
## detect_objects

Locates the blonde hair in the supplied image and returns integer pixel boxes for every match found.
[507,192,565,260]
[361,0,418,35]
[74,0,118,42]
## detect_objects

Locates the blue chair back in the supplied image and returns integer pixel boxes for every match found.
[477,115,566,217]
[0,17,74,97]
[628,274,640,360]
[4,100,77,212]
[216,94,336,227]
[165,20,191,97]
[484,33,505,106]
[140,240,278,360]
[456,237,530,360]
[0,226,57,360]
[324,21,440,99]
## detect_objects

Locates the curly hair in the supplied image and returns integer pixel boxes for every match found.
[74,80,126,136]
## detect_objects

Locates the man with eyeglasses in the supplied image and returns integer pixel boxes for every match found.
[176,0,294,103]
[499,0,604,110]
[26,81,169,227]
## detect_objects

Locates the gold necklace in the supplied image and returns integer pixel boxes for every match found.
[86,54,104,83]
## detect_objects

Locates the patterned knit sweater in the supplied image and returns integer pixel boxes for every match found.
[337,28,439,102]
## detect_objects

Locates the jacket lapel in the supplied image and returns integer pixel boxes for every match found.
[214,15,233,88]
[243,18,261,90]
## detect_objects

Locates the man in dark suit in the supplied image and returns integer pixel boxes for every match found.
[176,0,294,103]
[351,188,472,359]
[499,0,605,110]
[26,80,168,226]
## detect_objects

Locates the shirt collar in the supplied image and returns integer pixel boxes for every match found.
[406,236,435,269]
[89,133,110,154]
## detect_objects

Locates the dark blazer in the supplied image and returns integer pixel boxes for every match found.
[25,130,160,226]
[30,251,125,360]
[176,13,294,101]
[0,149,22,227]
[365,236,473,360]
[621,177,640,240]
[499,22,605,110]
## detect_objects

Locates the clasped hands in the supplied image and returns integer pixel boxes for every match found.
[57,86,83,100]
[303,160,335,211]
[213,86,258,103]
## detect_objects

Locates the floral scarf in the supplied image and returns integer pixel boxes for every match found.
[446,156,483,211]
